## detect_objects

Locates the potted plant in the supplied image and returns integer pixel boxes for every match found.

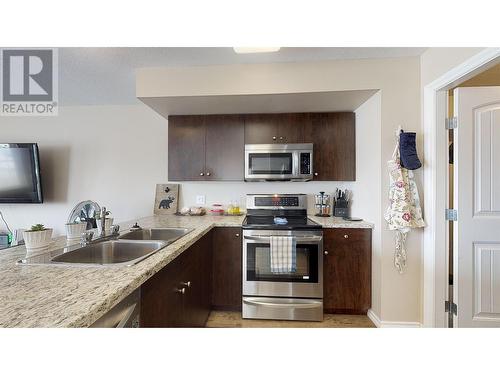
[95,210,113,231]
[23,224,53,252]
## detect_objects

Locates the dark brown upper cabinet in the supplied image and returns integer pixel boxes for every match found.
[168,115,244,181]
[244,113,305,144]
[205,115,245,181]
[169,112,355,181]
[168,115,206,181]
[303,112,356,181]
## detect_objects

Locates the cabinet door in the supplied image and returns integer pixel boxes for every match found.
[323,228,371,314]
[278,113,306,143]
[180,232,213,327]
[140,255,185,327]
[168,115,206,181]
[205,115,245,180]
[244,114,280,144]
[212,227,242,311]
[304,112,356,181]
[244,113,306,144]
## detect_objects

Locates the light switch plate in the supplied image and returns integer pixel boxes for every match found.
[196,195,206,205]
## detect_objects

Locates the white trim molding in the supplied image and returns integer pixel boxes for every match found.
[368,309,422,328]
[422,48,500,328]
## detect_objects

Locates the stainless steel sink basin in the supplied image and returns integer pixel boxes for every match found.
[18,227,192,267]
[118,228,192,242]
[50,240,166,266]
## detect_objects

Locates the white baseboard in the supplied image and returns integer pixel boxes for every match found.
[368,309,422,328]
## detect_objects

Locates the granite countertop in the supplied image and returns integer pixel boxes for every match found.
[0,214,373,328]
[0,215,243,328]
[308,216,374,229]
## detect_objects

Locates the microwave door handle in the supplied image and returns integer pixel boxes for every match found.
[293,151,299,176]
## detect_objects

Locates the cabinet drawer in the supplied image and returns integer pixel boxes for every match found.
[324,228,371,248]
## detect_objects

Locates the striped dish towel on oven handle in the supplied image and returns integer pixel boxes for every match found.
[270,236,297,273]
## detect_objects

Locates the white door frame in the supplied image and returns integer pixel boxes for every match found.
[422,48,500,327]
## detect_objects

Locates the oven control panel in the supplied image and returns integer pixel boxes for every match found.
[255,196,299,207]
[247,194,307,210]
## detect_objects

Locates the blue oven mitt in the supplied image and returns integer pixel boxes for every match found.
[399,131,422,170]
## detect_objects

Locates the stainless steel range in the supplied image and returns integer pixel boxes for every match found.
[242,194,323,321]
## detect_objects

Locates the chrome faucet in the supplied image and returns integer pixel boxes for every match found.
[100,206,108,235]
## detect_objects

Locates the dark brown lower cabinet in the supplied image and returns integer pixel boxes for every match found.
[140,231,213,327]
[323,228,372,315]
[211,227,242,311]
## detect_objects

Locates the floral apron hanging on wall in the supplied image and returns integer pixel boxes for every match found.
[384,127,425,273]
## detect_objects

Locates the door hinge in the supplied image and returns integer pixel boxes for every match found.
[445,209,457,221]
[445,117,457,129]
[445,301,457,316]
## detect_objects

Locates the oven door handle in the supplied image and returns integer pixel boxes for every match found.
[244,298,323,309]
[243,235,322,243]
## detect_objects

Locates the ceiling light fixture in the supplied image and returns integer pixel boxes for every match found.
[233,47,281,54]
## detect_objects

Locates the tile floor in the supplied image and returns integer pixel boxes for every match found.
[206,311,376,328]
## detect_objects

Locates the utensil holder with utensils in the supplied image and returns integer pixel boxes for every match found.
[334,189,351,218]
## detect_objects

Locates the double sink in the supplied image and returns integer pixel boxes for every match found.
[19,228,192,266]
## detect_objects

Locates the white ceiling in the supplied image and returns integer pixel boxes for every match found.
[58,47,426,106]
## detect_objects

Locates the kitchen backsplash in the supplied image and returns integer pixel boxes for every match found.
[177,181,358,215]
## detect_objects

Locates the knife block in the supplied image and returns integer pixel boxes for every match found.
[334,199,349,218]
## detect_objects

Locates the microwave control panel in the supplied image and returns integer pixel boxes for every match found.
[300,152,311,175]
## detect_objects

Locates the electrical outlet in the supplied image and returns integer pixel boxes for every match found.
[196,195,206,205]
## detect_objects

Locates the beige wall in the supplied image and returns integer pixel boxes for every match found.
[420,48,486,87]
[138,58,422,323]
[0,105,167,236]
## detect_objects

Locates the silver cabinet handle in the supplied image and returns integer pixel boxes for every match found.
[324,250,329,255]
[181,281,191,288]
[279,136,284,140]
[314,172,318,176]
[176,287,186,294]
[206,172,211,176]
[200,172,204,176]
[235,233,240,237]
[272,136,277,140]
[344,234,349,239]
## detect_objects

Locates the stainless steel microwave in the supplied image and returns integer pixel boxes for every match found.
[244,143,313,181]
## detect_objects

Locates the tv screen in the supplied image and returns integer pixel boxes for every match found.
[0,143,43,203]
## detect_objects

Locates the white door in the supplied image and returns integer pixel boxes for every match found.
[454,86,500,327]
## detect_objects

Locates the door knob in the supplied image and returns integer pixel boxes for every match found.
[314,172,318,176]
[324,250,329,255]
[175,287,186,295]
[200,172,204,176]
[206,172,211,176]
[279,136,284,141]
[344,234,349,239]
[181,281,191,288]
[235,233,240,237]
[272,136,277,141]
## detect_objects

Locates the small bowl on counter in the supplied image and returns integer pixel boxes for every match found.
[209,204,225,216]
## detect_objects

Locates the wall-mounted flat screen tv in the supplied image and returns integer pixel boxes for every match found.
[0,143,43,203]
